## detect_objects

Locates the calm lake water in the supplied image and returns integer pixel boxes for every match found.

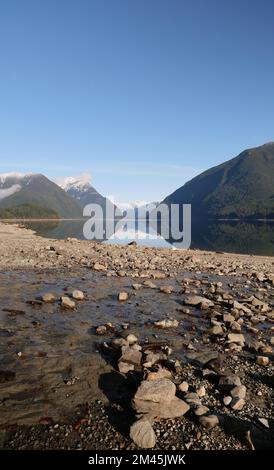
[17,219,274,256]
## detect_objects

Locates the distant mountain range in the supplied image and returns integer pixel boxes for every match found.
[0,173,113,218]
[1,142,273,220]
[163,142,274,219]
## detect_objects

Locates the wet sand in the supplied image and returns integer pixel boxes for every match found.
[0,221,273,450]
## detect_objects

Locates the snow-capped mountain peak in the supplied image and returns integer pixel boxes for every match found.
[53,173,92,192]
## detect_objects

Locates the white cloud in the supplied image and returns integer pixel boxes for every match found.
[0,184,22,201]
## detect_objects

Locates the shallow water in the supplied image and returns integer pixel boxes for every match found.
[0,266,270,426]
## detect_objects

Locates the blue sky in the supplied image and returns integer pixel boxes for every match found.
[0,0,274,202]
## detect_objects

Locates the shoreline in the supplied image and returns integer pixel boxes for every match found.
[0,221,273,450]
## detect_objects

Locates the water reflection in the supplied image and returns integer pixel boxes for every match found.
[19,219,274,256]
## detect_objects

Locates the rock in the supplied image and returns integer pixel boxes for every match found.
[232,301,251,314]
[230,385,246,399]
[146,367,172,381]
[223,396,232,406]
[130,419,156,448]
[120,345,142,366]
[117,270,126,277]
[196,385,206,397]
[199,415,219,429]
[218,374,241,392]
[154,319,179,328]
[143,280,157,289]
[132,378,190,419]
[61,296,76,309]
[178,381,189,392]
[270,337,274,345]
[143,352,163,368]
[72,289,84,300]
[118,362,134,373]
[132,283,142,290]
[160,285,173,294]
[126,334,138,345]
[223,313,235,323]
[231,397,245,410]
[256,356,269,366]
[184,295,214,308]
[134,378,176,404]
[227,333,245,346]
[93,262,107,271]
[211,324,223,336]
[118,292,129,301]
[194,405,209,416]
[258,417,269,428]
[128,240,137,246]
[96,325,107,335]
[42,293,56,303]
[185,392,202,406]
[111,338,129,349]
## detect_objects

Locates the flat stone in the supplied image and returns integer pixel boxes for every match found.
[199,415,219,429]
[72,289,84,300]
[227,333,245,346]
[184,295,214,308]
[130,419,156,449]
[154,319,179,328]
[133,396,190,419]
[61,296,76,309]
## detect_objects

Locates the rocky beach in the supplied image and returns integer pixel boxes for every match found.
[0,221,273,450]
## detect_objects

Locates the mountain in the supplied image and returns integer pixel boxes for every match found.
[55,174,120,217]
[0,173,82,218]
[163,142,274,219]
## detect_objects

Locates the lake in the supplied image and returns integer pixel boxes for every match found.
[15,218,274,256]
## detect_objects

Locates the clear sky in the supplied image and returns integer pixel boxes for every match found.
[0,0,274,202]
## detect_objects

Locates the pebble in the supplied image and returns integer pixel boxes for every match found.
[72,290,84,300]
[61,296,76,309]
[223,396,232,406]
[256,356,269,366]
[118,292,129,301]
[154,319,179,328]
[178,381,189,392]
[42,293,56,303]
